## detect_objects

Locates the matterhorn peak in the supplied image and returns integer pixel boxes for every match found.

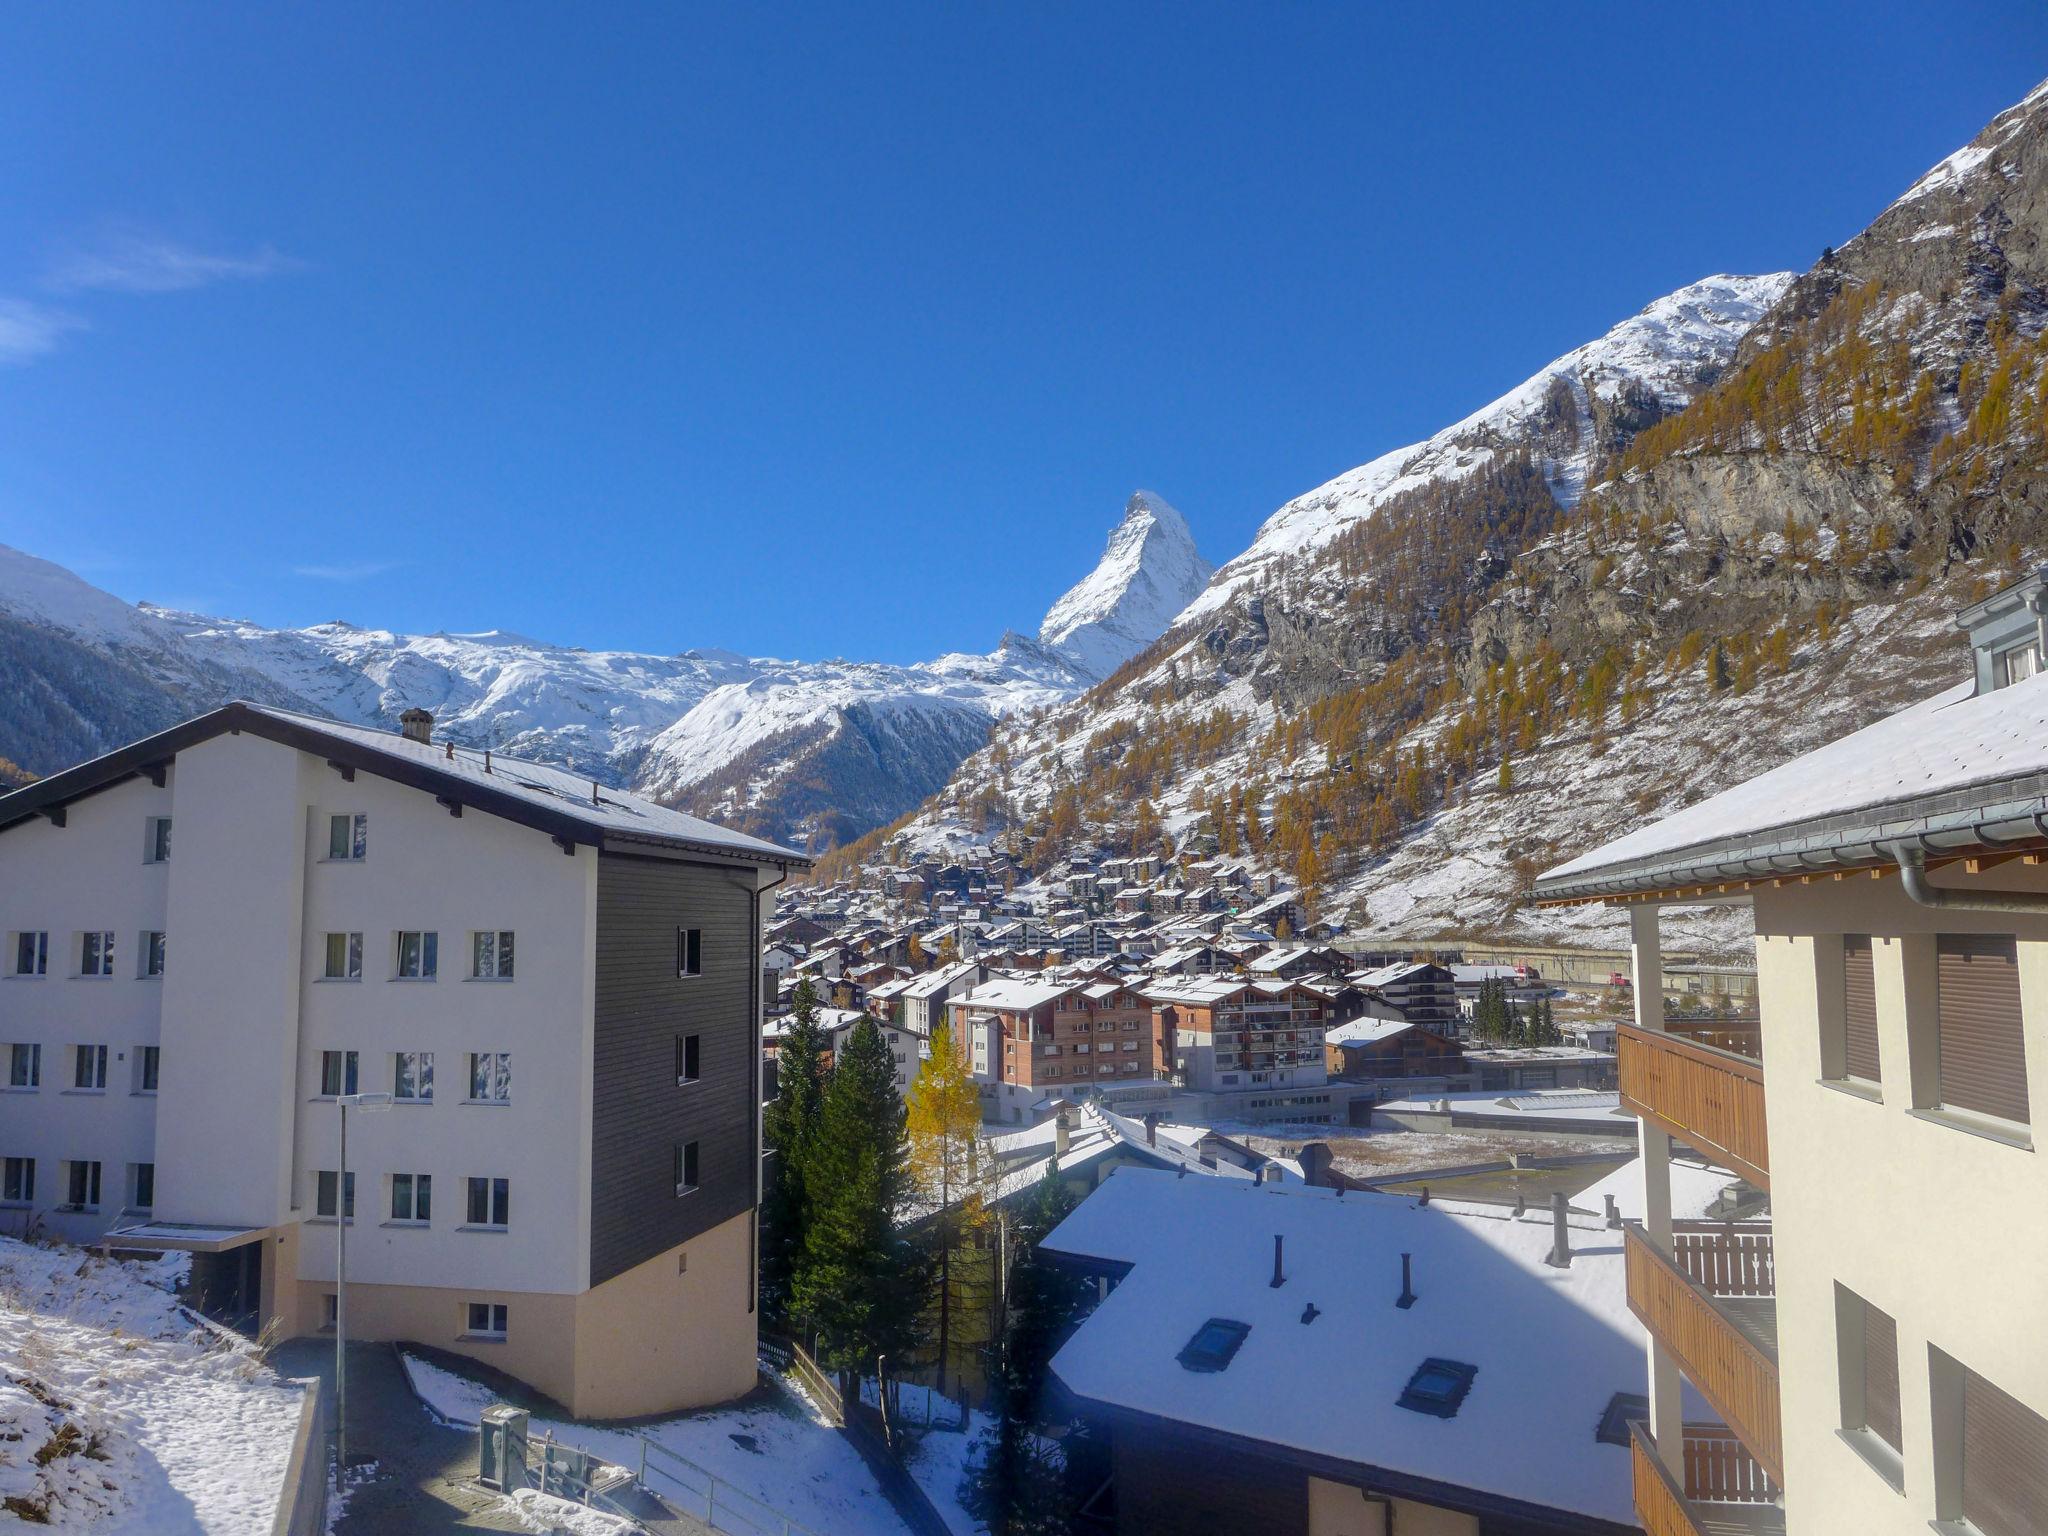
[1037,490,1214,681]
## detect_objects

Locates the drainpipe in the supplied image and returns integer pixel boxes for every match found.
[1888,842,2048,915]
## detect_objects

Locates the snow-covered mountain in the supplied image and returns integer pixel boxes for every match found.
[1179,273,1793,624]
[0,490,1211,849]
[1037,491,1213,679]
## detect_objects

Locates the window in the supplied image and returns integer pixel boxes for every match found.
[1834,1285,1903,1483]
[80,932,115,978]
[471,931,515,980]
[1177,1318,1251,1373]
[72,1045,107,1091]
[677,927,702,978]
[131,1163,155,1211]
[319,1050,360,1098]
[315,1169,356,1219]
[1996,640,2044,688]
[390,1172,432,1223]
[142,931,166,979]
[145,816,173,863]
[1943,1357,2048,1536]
[64,1160,101,1211]
[8,1043,40,1089]
[468,1052,511,1103]
[1397,1358,1479,1419]
[2,1157,32,1204]
[323,932,363,981]
[1825,934,1883,1086]
[320,1293,338,1330]
[466,1176,509,1228]
[137,1046,160,1094]
[327,813,367,861]
[1935,935,2029,1127]
[395,931,438,980]
[675,1140,699,1196]
[394,1051,434,1102]
[676,1033,700,1086]
[465,1301,508,1339]
[13,931,47,977]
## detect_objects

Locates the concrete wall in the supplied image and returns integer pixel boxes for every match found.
[1754,874,2048,1536]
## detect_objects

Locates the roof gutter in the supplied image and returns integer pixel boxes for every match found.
[1888,841,2048,914]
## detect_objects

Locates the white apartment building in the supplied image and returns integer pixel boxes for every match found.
[0,702,806,1419]
[1535,570,2048,1536]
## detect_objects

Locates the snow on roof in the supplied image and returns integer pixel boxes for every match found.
[763,1006,870,1038]
[1324,1018,1426,1047]
[1577,1155,1743,1224]
[1375,1088,1631,1123]
[1042,1171,1643,1525]
[1539,674,2048,894]
[956,976,1077,1012]
[245,704,806,861]
[1354,961,1442,989]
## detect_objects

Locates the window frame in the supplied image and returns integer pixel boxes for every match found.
[322,931,364,982]
[8,1042,40,1090]
[465,1175,510,1229]
[394,931,439,981]
[79,931,116,979]
[130,1162,155,1212]
[677,927,703,979]
[319,1050,360,1099]
[464,1301,509,1340]
[12,931,47,977]
[674,1139,699,1197]
[326,812,368,862]
[141,930,167,979]
[63,1159,102,1212]
[467,1051,511,1104]
[315,1168,356,1221]
[389,1171,433,1225]
[393,1050,435,1103]
[137,1045,160,1095]
[1,1156,33,1205]
[71,1044,108,1092]
[1834,1282,1906,1491]
[145,815,173,864]
[470,930,516,981]
[676,1032,701,1087]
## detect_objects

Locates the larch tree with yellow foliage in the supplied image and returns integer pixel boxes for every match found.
[906,1021,992,1397]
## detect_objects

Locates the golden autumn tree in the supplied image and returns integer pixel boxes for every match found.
[906,1022,992,1396]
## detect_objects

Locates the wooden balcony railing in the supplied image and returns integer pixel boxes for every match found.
[1620,1024,1770,1187]
[1631,1422,1785,1536]
[1626,1223,1783,1482]
[1663,1018,1764,1058]
[1669,1221,1775,1298]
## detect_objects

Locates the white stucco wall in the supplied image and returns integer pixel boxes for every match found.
[1754,875,2048,1535]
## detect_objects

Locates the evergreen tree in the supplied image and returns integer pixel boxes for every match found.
[763,976,828,1319]
[792,1017,927,1375]
[967,1163,1090,1536]
[906,1022,991,1396]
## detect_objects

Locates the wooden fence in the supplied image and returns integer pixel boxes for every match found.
[1669,1221,1775,1298]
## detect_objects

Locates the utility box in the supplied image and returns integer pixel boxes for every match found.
[478,1405,530,1492]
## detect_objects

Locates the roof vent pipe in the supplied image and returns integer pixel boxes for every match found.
[1545,1192,1572,1269]
[1889,841,2048,914]
[1055,1110,1071,1161]
[1605,1193,1622,1229]
[1396,1252,1416,1310]
[1270,1234,1286,1289]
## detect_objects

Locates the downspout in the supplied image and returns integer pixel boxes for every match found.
[750,862,793,1317]
[1888,842,2048,914]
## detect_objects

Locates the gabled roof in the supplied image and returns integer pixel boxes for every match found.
[0,701,809,867]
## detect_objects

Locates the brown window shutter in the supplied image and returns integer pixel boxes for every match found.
[1861,1301,1902,1453]
[1843,935,1882,1083]
[1936,935,2030,1125]
[1963,1366,2048,1536]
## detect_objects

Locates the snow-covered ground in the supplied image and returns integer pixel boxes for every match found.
[0,1236,308,1532]
[402,1351,916,1536]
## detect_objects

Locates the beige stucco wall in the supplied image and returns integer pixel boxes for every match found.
[571,1207,757,1418]
[1753,876,2048,1536]
[296,1209,757,1419]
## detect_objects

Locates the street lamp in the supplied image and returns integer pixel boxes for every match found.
[335,1091,392,1478]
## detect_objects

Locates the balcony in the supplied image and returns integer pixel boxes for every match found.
[1625,1221,1780,1482]
[1630,1422,1785,1536]
[1618,1024,1769,1187]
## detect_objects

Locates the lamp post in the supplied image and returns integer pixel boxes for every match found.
[335,1091,391,1479]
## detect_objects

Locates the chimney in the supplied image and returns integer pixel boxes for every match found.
[1270,1233,1286,1288]
[1604,1193,1622,1229]
[1396,1252,1416,1309]
[1054,1109,1071,1161]
[399,707,433,745]
[1143,1111,1159,1147]
[1545,1191,1572,1269]
[1299,1141,1334,1189]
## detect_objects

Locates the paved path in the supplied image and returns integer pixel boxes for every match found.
[271,1339,713,1535]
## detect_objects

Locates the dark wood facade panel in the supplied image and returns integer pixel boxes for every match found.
[591,853,759,1287]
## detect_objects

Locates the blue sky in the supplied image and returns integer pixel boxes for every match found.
[1,6,2044,664]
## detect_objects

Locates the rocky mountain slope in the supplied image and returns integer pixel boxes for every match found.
[847,80,2048,956]
[1038,491,1213,679]
[0,493,1211,848]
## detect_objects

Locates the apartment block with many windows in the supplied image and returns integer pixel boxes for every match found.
[0,701,806,1418]
[1535,570,2048,1536]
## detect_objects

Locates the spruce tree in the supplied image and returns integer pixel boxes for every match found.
[763,976,828,1321]
[792,1016,927,1375]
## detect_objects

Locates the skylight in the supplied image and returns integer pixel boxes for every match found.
[1177,1318,1250,1373]
[1397,1358,1477,1418]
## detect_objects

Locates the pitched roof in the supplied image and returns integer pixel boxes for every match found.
[1043,1171,1645,1528]
[1536,673,2048,901]
[0,701,809,866]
